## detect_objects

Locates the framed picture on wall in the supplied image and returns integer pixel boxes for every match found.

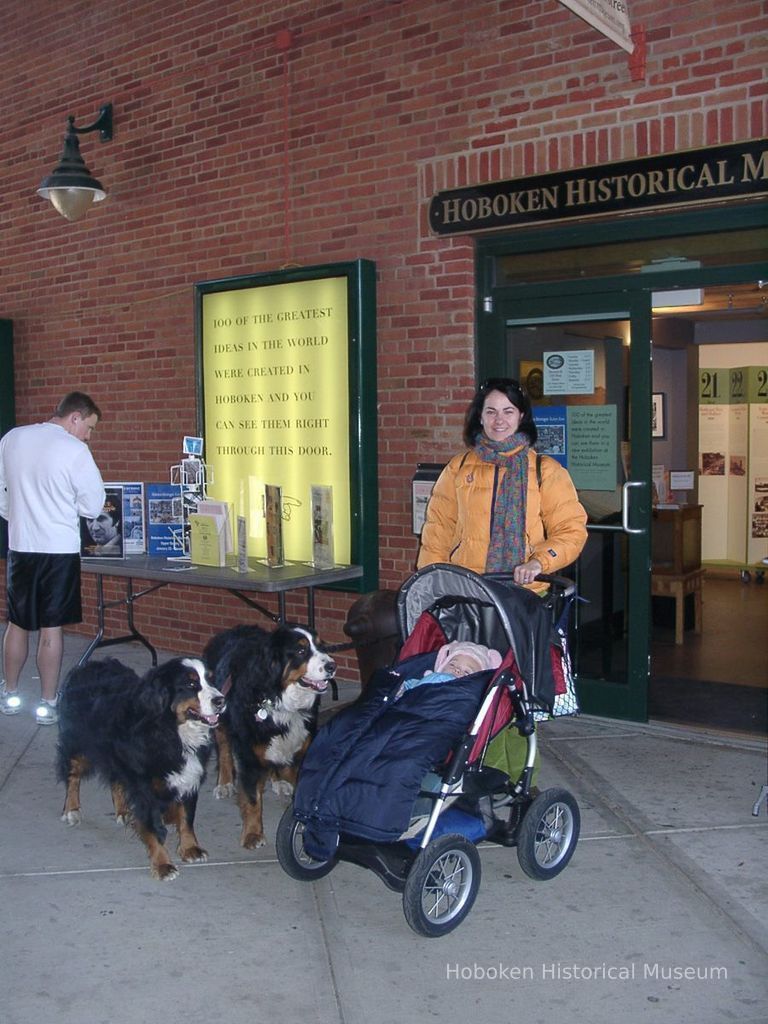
[652,392,666,439]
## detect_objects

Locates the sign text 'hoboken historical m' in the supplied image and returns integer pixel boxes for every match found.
[428,141,767,235]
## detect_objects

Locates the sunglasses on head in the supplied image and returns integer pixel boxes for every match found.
[479,377,526,395]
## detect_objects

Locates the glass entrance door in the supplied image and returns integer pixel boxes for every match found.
[492,293,653,720]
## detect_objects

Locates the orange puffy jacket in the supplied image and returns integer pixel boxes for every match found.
[417,447,587,587]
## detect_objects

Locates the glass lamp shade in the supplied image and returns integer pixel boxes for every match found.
[38,185,106,222]
[37,125,108,222]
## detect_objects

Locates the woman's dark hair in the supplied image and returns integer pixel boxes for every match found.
[463,377,538,447]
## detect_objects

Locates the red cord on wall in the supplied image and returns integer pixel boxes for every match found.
[629,24,646,82]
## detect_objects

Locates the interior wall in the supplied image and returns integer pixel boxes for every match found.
[698,342,768,368]
[652,339,768,505]
[651,346,689,494]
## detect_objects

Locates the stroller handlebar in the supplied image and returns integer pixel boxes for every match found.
[534,573,577,598]
[482,571,576,599]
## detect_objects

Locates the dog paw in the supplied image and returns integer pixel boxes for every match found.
[213,783,236,800]
[151,863,179,881]
[61,810,81,826]
[241,833,267,850]
[180,846,209,864]
[114,813,130,827]
[271,779,294,799]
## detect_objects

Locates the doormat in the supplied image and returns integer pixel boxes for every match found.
[649,677,767,736]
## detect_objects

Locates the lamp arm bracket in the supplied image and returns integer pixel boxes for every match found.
[70,103,113,142]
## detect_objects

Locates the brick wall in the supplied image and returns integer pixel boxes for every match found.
[1,0,765,671]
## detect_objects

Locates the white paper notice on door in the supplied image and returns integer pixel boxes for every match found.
[544,350,595,395]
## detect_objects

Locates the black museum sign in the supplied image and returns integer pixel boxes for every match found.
[428,140,767,235]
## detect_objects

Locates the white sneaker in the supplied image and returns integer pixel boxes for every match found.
[35,699,59,726]
[0,689,23,715]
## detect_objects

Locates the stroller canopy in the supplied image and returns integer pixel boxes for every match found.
[397,564,567,709]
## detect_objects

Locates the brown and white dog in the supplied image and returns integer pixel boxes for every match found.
[203,624,336,849]
[56,656,225,880]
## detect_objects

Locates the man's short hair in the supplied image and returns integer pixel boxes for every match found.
[54,392,102,420]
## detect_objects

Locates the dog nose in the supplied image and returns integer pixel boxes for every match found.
[212,692,226,711]
[326,658,336,675]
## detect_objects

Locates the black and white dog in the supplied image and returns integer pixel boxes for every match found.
[56,656,225,880]
[203,624,336,849]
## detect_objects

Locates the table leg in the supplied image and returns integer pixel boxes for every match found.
[694,580,702,634]
[674,584,684,645]
[231,588,315,628]
[78,575,159,666]
[122,578,159,664]
[231,591,281,624]
[77,574,107,666]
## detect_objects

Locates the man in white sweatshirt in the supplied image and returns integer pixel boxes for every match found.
[0,392,105,725]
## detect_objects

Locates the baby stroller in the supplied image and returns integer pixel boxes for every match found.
[276,564,581,937]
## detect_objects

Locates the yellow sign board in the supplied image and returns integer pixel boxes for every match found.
[201,276,351,563]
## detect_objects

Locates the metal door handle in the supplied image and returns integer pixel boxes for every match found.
[622,481,646,535]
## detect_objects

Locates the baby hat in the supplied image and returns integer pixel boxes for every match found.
[434,641,502,675]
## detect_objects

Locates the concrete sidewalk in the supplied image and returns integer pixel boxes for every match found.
[1,633,766,1024]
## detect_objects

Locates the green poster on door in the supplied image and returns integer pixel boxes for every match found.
[567,405,618,490]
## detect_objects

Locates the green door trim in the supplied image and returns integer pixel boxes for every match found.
[482,290,652,721]
[475,201,766,266]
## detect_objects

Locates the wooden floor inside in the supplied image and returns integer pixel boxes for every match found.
[649,573,767,735]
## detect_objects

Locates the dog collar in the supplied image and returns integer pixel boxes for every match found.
[254,698,278,721]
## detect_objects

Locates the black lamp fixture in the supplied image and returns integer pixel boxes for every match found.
[37,103,113,222]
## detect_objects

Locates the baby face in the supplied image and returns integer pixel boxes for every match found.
[443,653,483,677]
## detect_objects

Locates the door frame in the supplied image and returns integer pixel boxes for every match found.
[474,201,768,721]
[480,289,652,720]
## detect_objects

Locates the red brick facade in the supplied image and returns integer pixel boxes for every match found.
[1,0,766,666]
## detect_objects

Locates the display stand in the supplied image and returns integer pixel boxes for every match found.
[170,453,213,559]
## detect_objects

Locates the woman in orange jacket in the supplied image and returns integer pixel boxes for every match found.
[417,378,587,589]
[416,377,587,785]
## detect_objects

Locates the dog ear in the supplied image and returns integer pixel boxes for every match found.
[269,629,296,678]
[204,631,245,691]
[137,660,182,718]
[227,638,270,693]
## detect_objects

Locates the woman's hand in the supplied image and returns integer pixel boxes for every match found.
[513,558,542,586]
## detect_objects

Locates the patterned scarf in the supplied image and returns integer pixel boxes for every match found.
[474,432,530,572]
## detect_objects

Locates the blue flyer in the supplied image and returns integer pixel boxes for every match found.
[533,406,568,467]
[146,483,185,556]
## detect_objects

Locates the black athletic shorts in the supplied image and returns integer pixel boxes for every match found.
[5,551,82,630]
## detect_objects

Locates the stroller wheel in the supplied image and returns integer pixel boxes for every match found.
[516,787,580,880]
[275,805,337,881]
[403,833,481,938]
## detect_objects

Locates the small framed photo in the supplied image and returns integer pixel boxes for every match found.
[183,435,204,457]
[182,458,202,486]
[651,393,666,439]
